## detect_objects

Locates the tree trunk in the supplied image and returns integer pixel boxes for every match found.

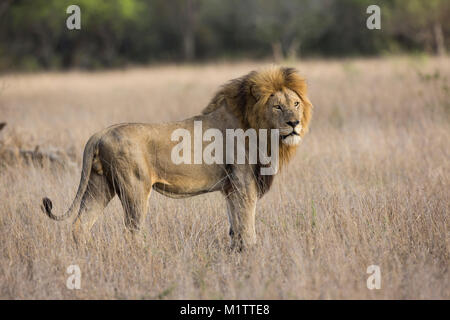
[183,0,195,61]
[287,37,300,61]
[433,22,446,56]
[0,0,12,20]
[272,41,283,63]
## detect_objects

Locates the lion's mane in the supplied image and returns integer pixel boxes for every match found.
[202,66,313,167]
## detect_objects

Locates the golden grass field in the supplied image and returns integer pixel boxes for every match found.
[0,57,448,299]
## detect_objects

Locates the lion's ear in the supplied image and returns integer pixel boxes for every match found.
[250,85,262,101]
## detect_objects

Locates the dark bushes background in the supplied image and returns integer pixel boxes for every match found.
[0,0,448,70]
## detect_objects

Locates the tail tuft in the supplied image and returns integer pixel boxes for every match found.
[42,197,53,216]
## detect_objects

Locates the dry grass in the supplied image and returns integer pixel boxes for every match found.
[0,57,449,299]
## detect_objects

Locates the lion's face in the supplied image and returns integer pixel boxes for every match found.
[203,66,313,151]
[264,88,303,146]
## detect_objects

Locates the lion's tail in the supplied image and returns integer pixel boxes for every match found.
[41,134,100,221]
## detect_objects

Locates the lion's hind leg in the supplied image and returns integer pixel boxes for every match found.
[72,172,115,245]
[114,181,151,249]
[118,184,151,234]
[113,166,152,238]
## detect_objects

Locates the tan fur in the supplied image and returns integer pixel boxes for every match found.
[41,66,313,250]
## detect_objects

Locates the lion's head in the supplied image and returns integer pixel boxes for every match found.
[202,66,313,165]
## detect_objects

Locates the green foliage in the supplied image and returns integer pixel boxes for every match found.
[0,0,448,70]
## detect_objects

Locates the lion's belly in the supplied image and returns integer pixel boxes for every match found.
[152,166,227,198]
[152,183,213,198]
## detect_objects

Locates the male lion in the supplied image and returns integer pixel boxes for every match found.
[41,66,313,250]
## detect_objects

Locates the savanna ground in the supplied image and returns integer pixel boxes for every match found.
[0,57,448,299]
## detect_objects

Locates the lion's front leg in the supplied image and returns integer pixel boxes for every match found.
[224,170,258,251]
[226,195,257,251]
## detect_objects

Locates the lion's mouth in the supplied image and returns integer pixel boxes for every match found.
[281,131,299,140]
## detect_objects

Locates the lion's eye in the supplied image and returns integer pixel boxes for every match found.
[294,101,300,108]
[274,105,282,111]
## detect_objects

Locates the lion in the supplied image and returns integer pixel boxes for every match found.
[41,66,313,250]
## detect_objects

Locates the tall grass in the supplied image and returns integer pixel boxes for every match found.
[0,57,448,299]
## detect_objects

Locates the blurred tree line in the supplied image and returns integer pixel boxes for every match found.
[0,0,448,71]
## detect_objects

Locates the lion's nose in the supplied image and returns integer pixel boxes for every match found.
[286,120,300,128]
